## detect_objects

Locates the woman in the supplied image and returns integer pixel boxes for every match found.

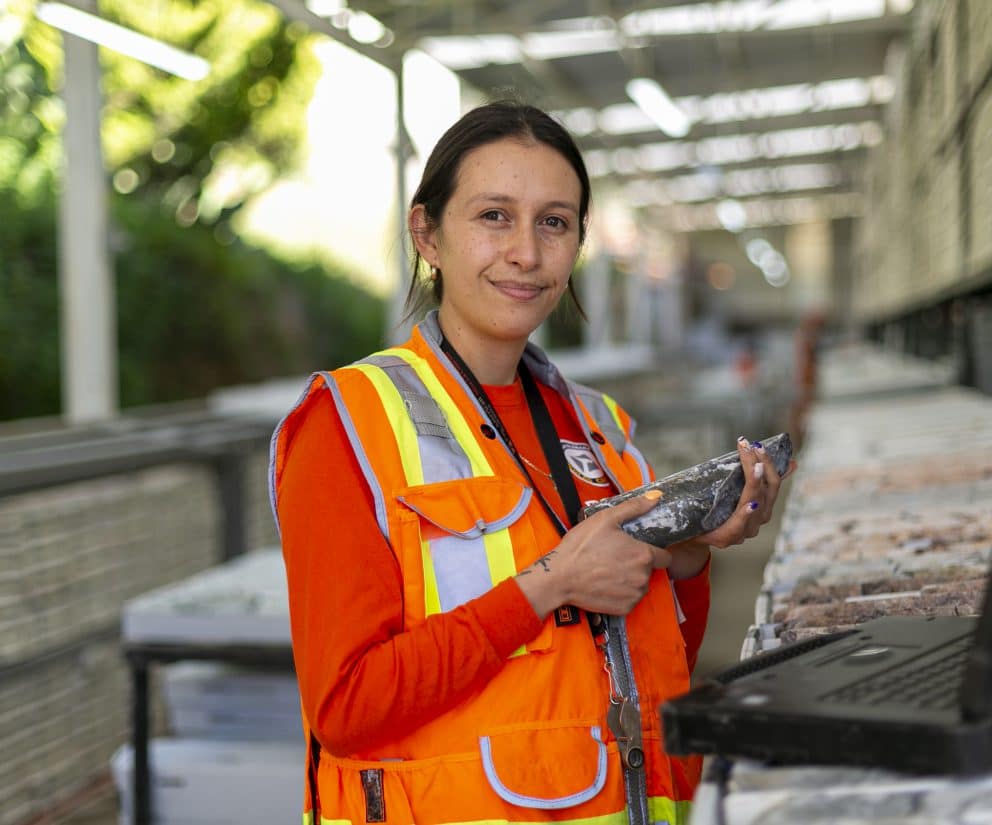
[270,101,790,825]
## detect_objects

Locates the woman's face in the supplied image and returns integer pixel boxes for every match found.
[414,137,583,353]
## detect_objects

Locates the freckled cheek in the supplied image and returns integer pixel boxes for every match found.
[459,239,499,267]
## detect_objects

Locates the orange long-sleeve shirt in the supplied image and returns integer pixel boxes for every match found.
[275,375,710,757]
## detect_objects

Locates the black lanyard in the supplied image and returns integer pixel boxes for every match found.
[439,335,589,628]
[439,337,583,534]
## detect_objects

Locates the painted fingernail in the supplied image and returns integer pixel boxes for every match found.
[753,441,763,451]
[747,500,760,512]
[753,463,765,480]
[643,489,663,501]
[737,436,750,449]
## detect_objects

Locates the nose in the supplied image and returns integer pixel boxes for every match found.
[506,224,540,271]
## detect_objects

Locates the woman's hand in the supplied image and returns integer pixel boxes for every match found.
[515,492,671,620]
[697,436,797,550]
[663,438,796,581]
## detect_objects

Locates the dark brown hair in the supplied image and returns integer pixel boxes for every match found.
[405,100,590,319]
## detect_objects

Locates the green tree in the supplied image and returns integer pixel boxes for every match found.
[0,0,385,420]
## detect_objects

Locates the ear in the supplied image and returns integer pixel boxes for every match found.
[409,205,440,268]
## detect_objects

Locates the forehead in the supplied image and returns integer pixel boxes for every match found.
[452,138,582,206]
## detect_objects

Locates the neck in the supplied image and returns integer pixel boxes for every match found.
[437,320,525,386]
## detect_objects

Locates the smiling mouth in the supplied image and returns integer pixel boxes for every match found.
[489,280,545,300]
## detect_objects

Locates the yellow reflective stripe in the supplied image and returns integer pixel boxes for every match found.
[648,795,693,825]
[381,348,518,611]
[482,528,516,591]
[349,363,425,486]
[348,362,442,615]
[314,800,680,825]
[420,535,443,616]
[601,394,626,435]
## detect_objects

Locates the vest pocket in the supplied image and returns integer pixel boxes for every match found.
[394,476,553,652]
[397,476,532,540]
[396,478,531,613]
[479,723,608,810]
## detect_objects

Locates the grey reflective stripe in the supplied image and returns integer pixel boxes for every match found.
[268,373,324,538]
[434,534,496,611]
[479,727,608,810]
[361,354,473,484]
[573,385,626,454]
[570,383,651,487]
[322,371,392,543]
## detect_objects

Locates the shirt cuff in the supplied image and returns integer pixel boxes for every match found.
[469,577,545,660]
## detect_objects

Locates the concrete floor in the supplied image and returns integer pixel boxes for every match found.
[693,495,784,682]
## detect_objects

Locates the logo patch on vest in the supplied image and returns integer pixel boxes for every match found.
[562,440,610,487]
[554,605,581,626]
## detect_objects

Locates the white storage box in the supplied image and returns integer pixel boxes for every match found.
[112,738,303,825]
[162,662,300,740]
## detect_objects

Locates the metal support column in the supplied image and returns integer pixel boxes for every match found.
[58,5,118,423]
[387,54,415,345]
[581,251,613,349]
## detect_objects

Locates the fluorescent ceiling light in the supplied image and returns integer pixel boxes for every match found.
[559,108,599,137]
[419,35,520,70]
[626,77,691,138]
[522,28,618,60]
[304,0,347,15]
[746,238,772,264]
[715,198,747,232]
[598,103,655,135]
[581,149,611,178]
[347,11,390,45]
[35,2,209,81]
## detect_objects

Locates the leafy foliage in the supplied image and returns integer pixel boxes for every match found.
[0,0,385,420]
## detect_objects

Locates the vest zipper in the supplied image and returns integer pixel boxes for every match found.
[604,615,649,825]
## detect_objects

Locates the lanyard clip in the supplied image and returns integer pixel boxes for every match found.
[606,699,645,771]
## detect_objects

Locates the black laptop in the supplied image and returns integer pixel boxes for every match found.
[661,562,992,776]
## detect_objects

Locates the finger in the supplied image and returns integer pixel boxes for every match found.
[749,441,781,521]
[751,440,777,484]
[704,497,762,548]
[735,437,765,505]
[604,489,664,526]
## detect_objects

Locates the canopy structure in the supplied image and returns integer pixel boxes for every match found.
[50,0,912,422]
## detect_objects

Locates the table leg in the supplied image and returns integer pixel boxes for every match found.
[132,660,151,825]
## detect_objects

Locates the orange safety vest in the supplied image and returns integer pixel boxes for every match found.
[270,312,702,825]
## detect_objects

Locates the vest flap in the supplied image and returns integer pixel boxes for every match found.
[396,477,531,539]
[479,724,607,810]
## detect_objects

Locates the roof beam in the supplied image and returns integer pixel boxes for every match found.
[385,8,909,42]
[580,104,888,148]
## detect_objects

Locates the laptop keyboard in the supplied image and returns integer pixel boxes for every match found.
[821,636,972,710]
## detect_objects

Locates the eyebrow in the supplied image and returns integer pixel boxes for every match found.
[467,193,579,213]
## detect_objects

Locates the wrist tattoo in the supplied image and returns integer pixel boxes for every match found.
[533,549,556,573]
